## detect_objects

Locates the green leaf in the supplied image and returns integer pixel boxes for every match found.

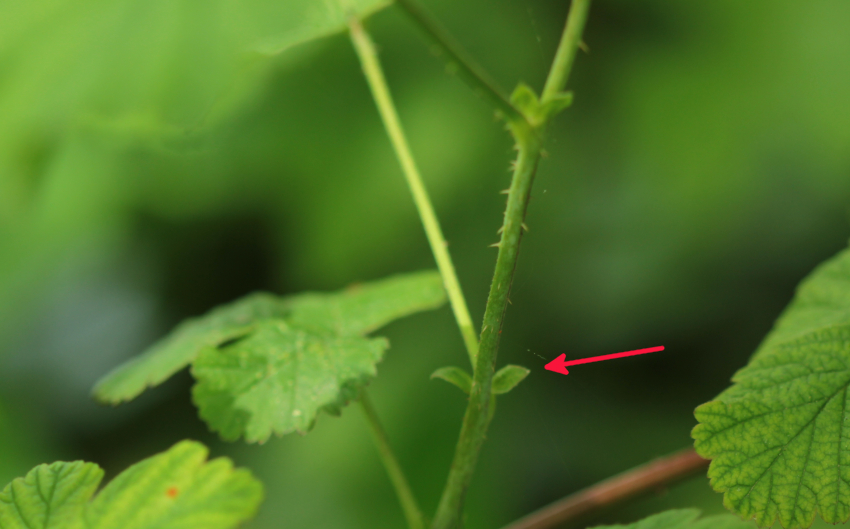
[0,0,391,140]
[192,320,388,443]
[284,269,447,336]
[752,246,850,359]
[589,508,753,529]
[693,246,850,528]
[0,461,101,529]
[94,270,446,441]
[94,271,444,405]
[431,366,473,394]
[491,364,530,395]
[509,83,572,126]
[94,293,289,404]
[0,440,263,529]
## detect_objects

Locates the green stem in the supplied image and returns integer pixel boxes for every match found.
[431,1,592,526]
[349,16,479,367]
[541,0,592,103]
[395,0,526,125]
[431,131,541,529]
[360,392,426,529]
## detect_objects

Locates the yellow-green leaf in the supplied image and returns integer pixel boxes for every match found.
[0,441,262,529]
[693,245,850,528]
[590,509,754,529]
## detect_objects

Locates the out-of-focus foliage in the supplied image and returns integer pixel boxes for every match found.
[589,509,753,529]
[1,0,848,527]
[694,246,850,528]
[431,366,473,394]
[94,271,444,443]
[0,440,262,529]
[491,365,530,395]
[93,270,444,407]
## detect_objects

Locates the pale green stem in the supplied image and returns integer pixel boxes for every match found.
[431,1,592,527]
[349,17,479,367]
[541,0,592,103]
[360,392,425,529]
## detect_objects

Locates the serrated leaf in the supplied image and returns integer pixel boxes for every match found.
[492,364,530,395]
[192,320,388,443]
[94,271,445,405]
[590,508,753,529]
[693,246,850,528]
[753,246,850,359]
[0,440,263,529]
[431,366,472,394]
[0,461,102,529]
[94,270,446,442]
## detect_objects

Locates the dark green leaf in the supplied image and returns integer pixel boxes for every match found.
[590,509,753,529]
[431,366,473,394]
[693,246,850,528]
[491,364,530,395]
[0,441,262,529]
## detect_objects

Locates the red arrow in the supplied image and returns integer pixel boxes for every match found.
[544,346,665,375]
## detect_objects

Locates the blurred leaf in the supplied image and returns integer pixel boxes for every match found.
[693,246,850,528]
[93,293,289,404]
[0,0,392,138]
[0,460,101,529]
[192,320,387,443]
[0,440,262,529]
[283,270,447,336]
[590,509,753,528]
[94,271,446,441]
[508,83,572,126]
[431,366,472,394]
[491,364,530,395]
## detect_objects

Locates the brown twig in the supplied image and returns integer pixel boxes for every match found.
[500,448,709,529]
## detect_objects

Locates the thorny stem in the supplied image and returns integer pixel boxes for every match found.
[360,392,426,529]
[500,448,709,529]
[431,131,540,529]
[349,16,479,367]
[431,1,592,527]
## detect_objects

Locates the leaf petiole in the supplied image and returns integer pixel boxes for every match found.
[348,16,479,368]
[360,392,426,529]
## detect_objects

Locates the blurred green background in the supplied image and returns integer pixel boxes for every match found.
[1,0,849,527]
